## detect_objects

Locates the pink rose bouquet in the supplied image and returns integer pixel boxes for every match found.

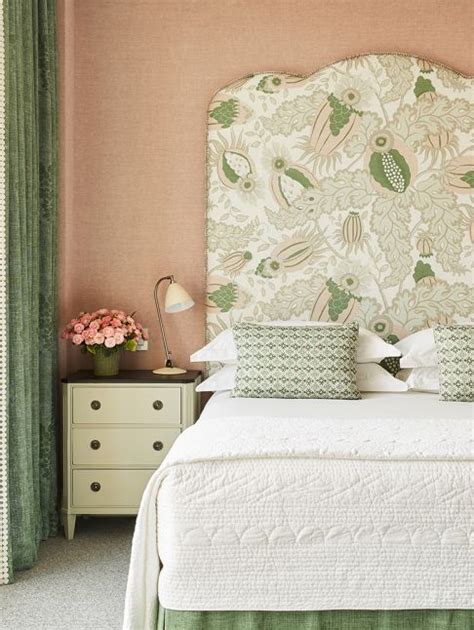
[61,309,148,356]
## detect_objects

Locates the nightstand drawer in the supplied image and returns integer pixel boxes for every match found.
[72,427,180,465]
[72,386,181,424]
[72,469,154,508]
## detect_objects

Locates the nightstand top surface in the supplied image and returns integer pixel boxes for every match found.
[62,369,202,384]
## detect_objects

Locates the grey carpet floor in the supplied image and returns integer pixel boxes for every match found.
[0,517,135,630]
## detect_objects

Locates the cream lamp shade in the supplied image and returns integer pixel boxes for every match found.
[153,275,194,375]
[164,282,194,313]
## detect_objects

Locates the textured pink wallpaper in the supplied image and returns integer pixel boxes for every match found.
[58,0,474,374]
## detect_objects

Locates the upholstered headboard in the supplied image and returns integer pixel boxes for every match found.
[206,53,473,344]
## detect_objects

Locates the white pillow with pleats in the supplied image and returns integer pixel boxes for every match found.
[191,321,400,365]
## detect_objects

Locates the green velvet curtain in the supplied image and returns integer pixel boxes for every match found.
[6,0,59,572]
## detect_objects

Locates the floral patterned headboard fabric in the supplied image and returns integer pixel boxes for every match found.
[206,54,473,345]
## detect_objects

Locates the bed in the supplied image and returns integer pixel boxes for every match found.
[124,391,472,629]
[124,53,473,629]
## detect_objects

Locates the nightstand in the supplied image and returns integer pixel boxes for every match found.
[61,369,201,539]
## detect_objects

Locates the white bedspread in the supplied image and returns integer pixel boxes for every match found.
[123,392,473,630]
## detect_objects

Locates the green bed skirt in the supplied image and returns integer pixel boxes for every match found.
[157,608,473,630]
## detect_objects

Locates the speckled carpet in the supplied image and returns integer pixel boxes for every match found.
[0,517,135,630]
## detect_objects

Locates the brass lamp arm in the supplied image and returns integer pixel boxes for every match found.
[153,275,175,368]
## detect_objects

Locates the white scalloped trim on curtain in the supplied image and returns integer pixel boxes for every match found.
[0,0,9,586]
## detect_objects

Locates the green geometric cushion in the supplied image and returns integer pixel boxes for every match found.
[434,325,474,402]
[379,355,401,376]
[232,322,360,399]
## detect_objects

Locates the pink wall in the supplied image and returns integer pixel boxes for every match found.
[58,0,474,374]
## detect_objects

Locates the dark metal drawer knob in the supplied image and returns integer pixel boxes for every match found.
[90,482,101,492]
[90,400,101,411]
[153,441,164,451]
[90,439,101,450]
[152,400,163,411]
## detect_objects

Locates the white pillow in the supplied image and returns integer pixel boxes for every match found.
[196,363,408,393]
[191,328,235,363]
[396,328,437,368]
[196,364,236,392]
[398,367,440,392]
[191,321,400,365]
[356,363,408,392]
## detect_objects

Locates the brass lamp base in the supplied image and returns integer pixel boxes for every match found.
[152,366,187,375]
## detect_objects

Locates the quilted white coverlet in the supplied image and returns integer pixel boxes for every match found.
[123,393,473,630]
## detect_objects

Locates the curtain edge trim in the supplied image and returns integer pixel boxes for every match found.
[0,0,11,586]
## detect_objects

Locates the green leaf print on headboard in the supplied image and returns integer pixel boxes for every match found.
[206,54,474,344]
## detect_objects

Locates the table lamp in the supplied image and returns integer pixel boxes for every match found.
[153,275,194,375]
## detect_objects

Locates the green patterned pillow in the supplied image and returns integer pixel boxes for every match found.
[434,325,474,402]
[232,322,360,399]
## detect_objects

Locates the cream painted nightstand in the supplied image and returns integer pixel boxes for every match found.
[61,370,201,539]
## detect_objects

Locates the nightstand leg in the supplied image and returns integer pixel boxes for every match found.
[63,514,76,540]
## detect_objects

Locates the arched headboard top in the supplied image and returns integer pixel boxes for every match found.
[206,53,473,344]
